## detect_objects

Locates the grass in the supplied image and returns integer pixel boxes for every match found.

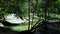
[9,25,28,31]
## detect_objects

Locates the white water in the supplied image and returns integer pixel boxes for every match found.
[4,14,25,24]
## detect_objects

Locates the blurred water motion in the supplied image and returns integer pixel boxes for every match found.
[4,14,25,24]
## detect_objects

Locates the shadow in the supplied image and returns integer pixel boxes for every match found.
[0,27,33,34]
[0,20,20,26]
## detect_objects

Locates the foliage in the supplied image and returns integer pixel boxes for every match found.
[0,0,60,19]
[0,0,28,19]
